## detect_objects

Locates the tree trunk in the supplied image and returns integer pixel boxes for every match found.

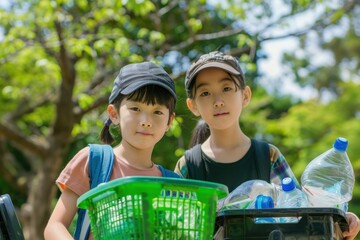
[22,148,68,240]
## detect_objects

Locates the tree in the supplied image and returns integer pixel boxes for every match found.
[0,0,357,239]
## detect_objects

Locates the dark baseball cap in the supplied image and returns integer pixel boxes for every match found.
[109,62,176,104]
[185,51,245,96]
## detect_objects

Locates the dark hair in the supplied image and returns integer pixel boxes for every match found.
[100,85,176,144]
[188,118,210,148]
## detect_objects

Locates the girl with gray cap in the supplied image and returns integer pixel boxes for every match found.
[174,51,298,192]
[45,62,180,240]
[174,51,360,239]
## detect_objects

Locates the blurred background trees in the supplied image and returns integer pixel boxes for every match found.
[0,0,359,239]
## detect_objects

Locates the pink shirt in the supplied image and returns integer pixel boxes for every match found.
[56,147,162,239]
[56,146,162,196]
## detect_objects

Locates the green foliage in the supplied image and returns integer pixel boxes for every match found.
[126,0,155,16]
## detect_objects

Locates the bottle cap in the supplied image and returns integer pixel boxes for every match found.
[281,177,296,192]
[333,137,348,152]
[255,195,274,209]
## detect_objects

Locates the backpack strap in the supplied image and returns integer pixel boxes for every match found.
[157,165,181,178]
[87,144,114,188]
[74,144,114,240]
[184,144,205,180]
[253,139,271,182]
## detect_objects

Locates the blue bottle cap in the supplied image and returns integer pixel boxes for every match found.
[333,137,348,152]
[255,195,274,209]
[281,177,296,192]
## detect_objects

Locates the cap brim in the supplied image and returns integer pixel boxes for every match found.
[187,62,242,88]
[120,79,176,98]
[195,62,241,76]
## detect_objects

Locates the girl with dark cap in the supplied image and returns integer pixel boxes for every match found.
[45,62,179,240]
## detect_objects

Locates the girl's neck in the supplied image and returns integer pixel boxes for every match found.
[208,125,249,149]
[202,125,251,163]
[114,142,154,169]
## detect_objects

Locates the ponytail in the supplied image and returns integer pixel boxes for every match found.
[188,118,210,148]
[99,119,115,144]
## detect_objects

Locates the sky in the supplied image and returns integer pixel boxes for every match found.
[255,0,349,101]
[259,39,318,101]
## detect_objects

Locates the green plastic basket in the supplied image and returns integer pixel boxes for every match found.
[77,176,228,240]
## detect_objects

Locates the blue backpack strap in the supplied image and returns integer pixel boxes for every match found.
[157,165,181,178]
[74,144,114,240]
[87,144,114,188]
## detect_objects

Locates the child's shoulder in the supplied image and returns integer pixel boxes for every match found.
[157,164,181,178]
[70,146,91,161]
[251,139,282,163]
[267,143,282,163]
[184,144,202,162]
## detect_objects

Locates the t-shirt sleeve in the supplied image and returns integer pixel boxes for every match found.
[174,156,188,178]
[269,144,300,188]
[56,146,90,196]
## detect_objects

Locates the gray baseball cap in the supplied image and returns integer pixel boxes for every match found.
[109,62,176,104]
[185,51,244,97]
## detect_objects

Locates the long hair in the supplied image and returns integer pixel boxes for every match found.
[188,118,210,148]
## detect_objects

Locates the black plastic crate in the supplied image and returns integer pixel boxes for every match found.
[0,194,25,240]
[215,208,349,240]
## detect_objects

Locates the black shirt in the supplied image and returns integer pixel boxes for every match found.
[186,139,270,192]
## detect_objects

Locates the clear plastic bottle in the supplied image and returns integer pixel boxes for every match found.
[301,137,355,212]
[218,179,279,210]
[276,177,308,223]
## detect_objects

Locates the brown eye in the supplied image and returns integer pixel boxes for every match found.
[154,110,164,115]
[130,107,140,112]
[200,91,210,97]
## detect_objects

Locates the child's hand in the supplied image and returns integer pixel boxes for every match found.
[343,212,360,240]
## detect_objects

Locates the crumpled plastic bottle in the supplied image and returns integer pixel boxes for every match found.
[301,137,355,212]
[218,179,279,210]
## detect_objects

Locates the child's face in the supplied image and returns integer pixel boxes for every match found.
[187,67,251,130]
[112,99,174,149]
